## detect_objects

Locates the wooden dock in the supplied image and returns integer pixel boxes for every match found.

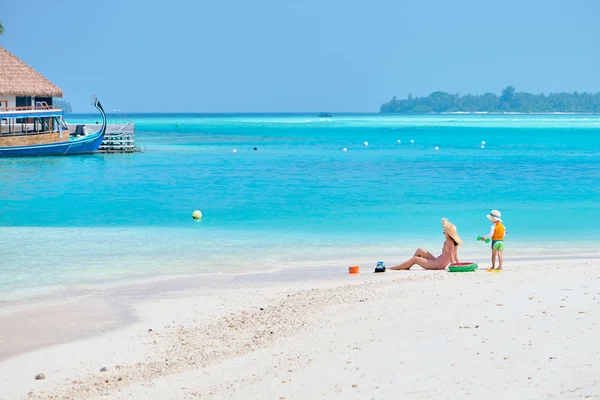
[67,123,142,153]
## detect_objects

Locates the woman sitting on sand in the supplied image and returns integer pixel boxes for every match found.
[389,218,462,270]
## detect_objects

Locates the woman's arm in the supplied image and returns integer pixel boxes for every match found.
[450,246,459,264]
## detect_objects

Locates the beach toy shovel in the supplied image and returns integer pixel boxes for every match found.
[486,268,502,273]
[477,236,491,243]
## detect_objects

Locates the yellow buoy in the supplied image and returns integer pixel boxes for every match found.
[192,210,203,220]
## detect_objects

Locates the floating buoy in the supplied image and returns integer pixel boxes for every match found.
[342,147,347,152]
[232,149,237,153]
[481,141,486,145]
[192,210,203,220]
[397,139,401,144]
[363,141,369,147]
[434,146,439,151]
[410,139,414,143]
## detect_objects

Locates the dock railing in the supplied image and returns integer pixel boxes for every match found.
[0,104,62,113]
[97,122,140,153]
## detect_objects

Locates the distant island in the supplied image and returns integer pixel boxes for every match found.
[380,86,600,114]
[53,99,73,114]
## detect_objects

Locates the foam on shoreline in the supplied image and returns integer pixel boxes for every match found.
[1,227,598,307]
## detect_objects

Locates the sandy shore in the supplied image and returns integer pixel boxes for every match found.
[1,259,599,399]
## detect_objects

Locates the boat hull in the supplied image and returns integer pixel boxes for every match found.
[0,132,105,157]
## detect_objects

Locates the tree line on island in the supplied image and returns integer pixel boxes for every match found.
[381,86,600,113]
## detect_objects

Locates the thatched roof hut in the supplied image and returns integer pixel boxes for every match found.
[0,46,63,97]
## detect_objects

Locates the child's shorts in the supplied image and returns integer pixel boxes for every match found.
[492,240,505,251]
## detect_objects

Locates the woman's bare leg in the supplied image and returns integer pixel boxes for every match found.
[389,256,417,270]
[390,248,436,270]
[414,256,445,270]
[414,248,436,260]
[389,256,443,270]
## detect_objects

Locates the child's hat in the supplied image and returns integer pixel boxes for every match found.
[487,210,502,222]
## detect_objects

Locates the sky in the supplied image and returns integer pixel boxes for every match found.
[1,0,600,112]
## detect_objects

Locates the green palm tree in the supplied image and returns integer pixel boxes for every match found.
[0,22,4,35]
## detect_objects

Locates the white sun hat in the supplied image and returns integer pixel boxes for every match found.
[486,210,502,222]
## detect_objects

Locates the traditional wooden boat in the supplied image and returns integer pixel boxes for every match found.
[0,96,106,157]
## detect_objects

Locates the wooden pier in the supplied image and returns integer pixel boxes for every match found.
[67,123,142,153]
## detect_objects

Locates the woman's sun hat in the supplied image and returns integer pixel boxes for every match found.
[442,218,463,246]
[487,210,502,222]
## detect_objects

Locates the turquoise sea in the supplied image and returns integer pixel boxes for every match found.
[1,114,599,304]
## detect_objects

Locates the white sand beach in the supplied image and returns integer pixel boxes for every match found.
[1,259,600,400]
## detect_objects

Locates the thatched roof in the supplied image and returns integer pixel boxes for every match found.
[0,46,63,97]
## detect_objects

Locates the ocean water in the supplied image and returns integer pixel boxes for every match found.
[1,114,599,303]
